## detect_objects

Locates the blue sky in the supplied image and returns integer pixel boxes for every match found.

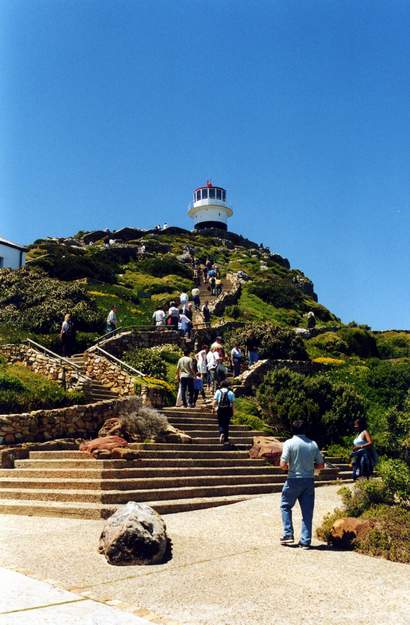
[1,0,409,330]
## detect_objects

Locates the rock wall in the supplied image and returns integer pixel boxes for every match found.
[210,273,242,316]
[0,396,139,445]
[0,344,90,393]
[233,358,328,396]
[96,329,180,359]
[85,351,135,396]
[140,386,173,409]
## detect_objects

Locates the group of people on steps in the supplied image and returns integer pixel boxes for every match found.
[176,344,235,447]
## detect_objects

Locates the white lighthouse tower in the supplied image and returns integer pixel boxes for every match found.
[188,181,233,232]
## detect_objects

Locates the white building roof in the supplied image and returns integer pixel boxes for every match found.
[0,237,27,251]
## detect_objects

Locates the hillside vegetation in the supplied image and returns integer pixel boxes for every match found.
[0,226,408,460]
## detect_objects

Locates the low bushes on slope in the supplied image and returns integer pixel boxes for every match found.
[256,367,366,446]
[0,362,85,414]
[0,269,104,334]
[317,459,410,563]
[225,322,308,361]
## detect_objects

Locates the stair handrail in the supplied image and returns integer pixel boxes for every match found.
[93,346,146,378]
[93,324,177,346]
[26,338,83,371]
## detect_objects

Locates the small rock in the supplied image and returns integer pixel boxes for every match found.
[99,501,170,565]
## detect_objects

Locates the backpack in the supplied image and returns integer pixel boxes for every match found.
[218,388,231,409]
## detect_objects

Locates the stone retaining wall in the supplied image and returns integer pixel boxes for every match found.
[233,358,328,396]
[0,396,139,446]
[96,329,180,359]
[210,273,242,316]
[85,351,135,396]
[0,344,89,393]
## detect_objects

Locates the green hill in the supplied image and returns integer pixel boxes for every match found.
[0,227,338,347]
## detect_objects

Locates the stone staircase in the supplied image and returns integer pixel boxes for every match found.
[0,398,352,519]
[68,353,118,402]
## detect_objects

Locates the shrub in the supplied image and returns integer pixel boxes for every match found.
[124,348,167,380]
[225,322,308,361]
[248,277,304,309]
[137,255,192,280]
[308,333,349,357]
[257,368,366,446]
[377,458,410,506]
[0,269,104,333]
[30,243,117,282]
[122,406,169,441]
[359,505,410,563]
[232,397,272,432]
[337,327,378,358]
[375,332,410,359]
[0,363,85,414]
[225,305,241,319]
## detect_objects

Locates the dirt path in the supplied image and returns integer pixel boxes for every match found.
[0,485,408,625]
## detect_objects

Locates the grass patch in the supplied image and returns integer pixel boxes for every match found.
[0,363,85,414]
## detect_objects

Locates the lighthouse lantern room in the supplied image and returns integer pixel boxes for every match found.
[188,181,233,231]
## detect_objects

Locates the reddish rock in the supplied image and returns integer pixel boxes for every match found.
[329,517,374,548]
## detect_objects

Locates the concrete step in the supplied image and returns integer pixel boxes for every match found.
[0,479,351,519]
[15,458,268,469]
[167,422,253,431]
[189,437,254,445]
[138,442,252,451]
[166,418,221,426]
[0,494,259,519]
[0,474,283,491]
[0,465,283,479]
[0,482,280,504]
[15,459,129,469]
[161,408,213,417]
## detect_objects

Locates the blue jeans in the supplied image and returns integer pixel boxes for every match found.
[280,478,315,545]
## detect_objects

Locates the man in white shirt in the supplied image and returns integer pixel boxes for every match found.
[152,308,165,327]
[106,306,118,333]
[196,345,210,387]
[206,349,219,391]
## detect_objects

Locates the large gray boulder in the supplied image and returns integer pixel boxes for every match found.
[99,501,170,565]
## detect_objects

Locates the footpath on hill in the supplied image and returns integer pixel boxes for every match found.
[0,485,408,625]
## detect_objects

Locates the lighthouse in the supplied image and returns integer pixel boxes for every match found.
[188,181,233,231]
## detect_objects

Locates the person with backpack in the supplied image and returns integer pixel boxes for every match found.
[213,381,235,445]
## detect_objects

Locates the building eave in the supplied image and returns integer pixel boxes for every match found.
[0,238,28,252]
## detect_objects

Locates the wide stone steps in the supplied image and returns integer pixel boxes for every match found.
[0,465,283,479]
[0,482,281,503]
[166,422,255,431]
[0,399,352,518]
[0,494,261,519]
[15,458,269,469]
[0,473,283,490]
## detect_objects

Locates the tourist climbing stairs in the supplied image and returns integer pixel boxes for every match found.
[0,392,351,520]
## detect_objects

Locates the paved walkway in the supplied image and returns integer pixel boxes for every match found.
[0,485,408,625]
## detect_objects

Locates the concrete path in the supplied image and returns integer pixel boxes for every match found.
[0,485,408,625]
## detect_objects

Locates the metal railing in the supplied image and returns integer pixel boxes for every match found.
[93,324,177,346]
[94,346,146,378]
[26,338,83,371]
